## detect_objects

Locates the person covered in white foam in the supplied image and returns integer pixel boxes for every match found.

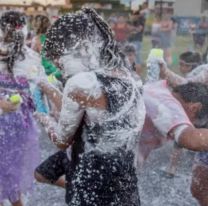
[34,8,145,206]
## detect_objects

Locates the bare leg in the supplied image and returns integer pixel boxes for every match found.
[166,143,183,176]
[138,135,163,169]
[191,164,208,206]
[34,171,65,188]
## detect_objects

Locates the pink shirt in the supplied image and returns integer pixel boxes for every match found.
[142,80,192,143]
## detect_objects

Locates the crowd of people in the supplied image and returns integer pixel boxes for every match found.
[1,5,208,206]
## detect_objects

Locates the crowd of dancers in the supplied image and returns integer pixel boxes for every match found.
[1,8,208,206]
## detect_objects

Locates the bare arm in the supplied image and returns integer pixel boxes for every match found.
[160,64,208,87]
[185,67,208,84]
[179,127,208,151]
[37,72,105,149]
[39,82,63,112]
[36,89,86,149]
[160,64,187,87]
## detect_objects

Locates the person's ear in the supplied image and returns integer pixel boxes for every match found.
[189,102,202,117]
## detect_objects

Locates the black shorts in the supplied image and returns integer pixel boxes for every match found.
[36,150,71,184]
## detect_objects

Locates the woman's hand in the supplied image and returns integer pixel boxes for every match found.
[0,99,19,113]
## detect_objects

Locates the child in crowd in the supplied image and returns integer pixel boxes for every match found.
[32,14,62,81]
[123,44,144,75]
[151,15,161,48]
[0,11,40,206]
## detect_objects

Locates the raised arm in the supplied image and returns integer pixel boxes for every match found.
[160,64,188,87]
[160,64,208,87]
[39,82,63,112]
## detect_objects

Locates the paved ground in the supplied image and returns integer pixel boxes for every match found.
[26,131,199,206]
[139,143,198,206]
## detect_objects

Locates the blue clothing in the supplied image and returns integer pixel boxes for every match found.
[131,41,142,65]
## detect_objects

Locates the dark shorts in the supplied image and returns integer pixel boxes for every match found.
[36,151,71,184]
[36,151,73,203]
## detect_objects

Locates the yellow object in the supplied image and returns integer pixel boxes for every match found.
[47,74,57,84]
[9,94,22,104]
[149,49,164,58]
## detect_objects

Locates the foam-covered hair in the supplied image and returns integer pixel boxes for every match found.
[0,11,26,32]
[44,8,126,69]
[0,11,25,73]
[2,31,25,73]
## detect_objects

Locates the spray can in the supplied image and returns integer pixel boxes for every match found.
[146,48,164,83]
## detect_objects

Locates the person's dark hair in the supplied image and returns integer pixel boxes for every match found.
[180,51,201,70]
[123,44,136,54]
[0,11,25,73]
[171,16,177,23]
[34,15,50,35]
[44,8,126,70]
[0,11,26,32]
[132,10,140,16]
[2,31,25,73]
[173,82,208,120]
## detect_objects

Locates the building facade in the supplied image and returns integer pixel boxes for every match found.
[154,0,175,15]
[174,0,208,17]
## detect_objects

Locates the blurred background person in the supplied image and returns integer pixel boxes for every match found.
[123,44,137,72]
[193,16,208,51]
[160,13,173,65]
[151,14,161,48]
[112,15,130,47]
[171,16,178,48]
[32,14,62,81]
[129,9,146,75]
